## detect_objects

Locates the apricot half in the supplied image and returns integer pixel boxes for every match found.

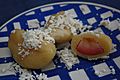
[71,32,112,59]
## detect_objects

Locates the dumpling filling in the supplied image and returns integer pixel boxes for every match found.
[76,37,104,56]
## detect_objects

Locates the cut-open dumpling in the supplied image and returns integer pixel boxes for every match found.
[8,29,56,69]
[71,31,112,59]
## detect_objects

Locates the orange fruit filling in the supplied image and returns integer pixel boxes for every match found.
[76,38,104,55]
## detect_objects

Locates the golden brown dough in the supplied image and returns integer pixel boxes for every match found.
[8,29,56,69]
[71,31,112,59]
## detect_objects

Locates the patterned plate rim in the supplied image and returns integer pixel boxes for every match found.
[0,1,120,31]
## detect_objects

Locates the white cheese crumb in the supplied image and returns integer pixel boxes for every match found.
[18,47,22,51]
[40,21,45,26]
[57,48,79,69]
[95,70,101,75]
[18,43,21,46]
[12,63,36,80]
[86,25,92,29]
[110,66,116,75]
[99,19,110,26]
[110,44,117,53]
[18,49,25,55]
[116,17,120,21]
[95,34,100,37]
[22,29,55,49]
[33,72,48,80]
[11,63,48,80]
[80,26,88,33]
[11,30,16,33]
[19,70,35,80]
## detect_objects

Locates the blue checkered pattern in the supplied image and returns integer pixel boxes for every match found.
[0,2,120,80]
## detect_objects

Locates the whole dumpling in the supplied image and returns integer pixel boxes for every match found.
[8,29,56,69]
[45,11,83,44]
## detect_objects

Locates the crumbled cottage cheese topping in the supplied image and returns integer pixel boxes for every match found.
[0,62,48,80]
[22,29,55,49]
[110,66,116,75]
[46,12,83,35]
[17,44,31,59]
[33,71,48,80]
[17,29,55,58]
[19,70,35,80]
[57,48,80,69]
[11,63,48,80]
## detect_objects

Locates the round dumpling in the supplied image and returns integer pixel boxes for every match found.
[46,11,82,44]
[71,31,112,59]
[8,29,56,69]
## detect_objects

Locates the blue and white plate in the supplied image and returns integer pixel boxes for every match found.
[0,2,120,80]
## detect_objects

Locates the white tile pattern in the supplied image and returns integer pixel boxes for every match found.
[48,75,61,80]
[87,17,97,25]
[27,19,40,28]
[0,63,15,76]
[69,69,89,80]
[93,63,111,77]
[13,22,21,29]
[0,48,11,58]
[41,6,54,12]
[0,37,8,42]
[79,5,91,14]
[100,11,113,19]
[113,57,120,69]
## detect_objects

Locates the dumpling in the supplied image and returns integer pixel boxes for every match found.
[8,29,56,69]
[71,31,112,59]
[45,11,83,44]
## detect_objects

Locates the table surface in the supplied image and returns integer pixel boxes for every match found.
[0,0,120,26]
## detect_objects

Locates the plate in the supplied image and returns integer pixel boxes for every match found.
[0,2,120,80]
